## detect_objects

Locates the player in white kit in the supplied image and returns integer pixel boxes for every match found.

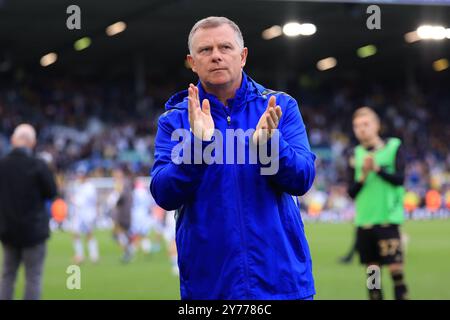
[163,209,178,276]
[70,167,99,264]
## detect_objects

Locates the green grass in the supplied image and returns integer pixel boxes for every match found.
[308,219,450,300]
[8,232,180,300]
[2,219,449,299]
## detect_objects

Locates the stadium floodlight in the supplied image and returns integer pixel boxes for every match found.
[283,22,303,37]
[357,45,377,58]
[282,22,317,37]
[262,25,283,40]
[106,21,127,37]
[300,23,317,36]
[74,37,91,51]
[40,52,57,67]
[433,58,449,72]
[316,57,337,71]
[417,25,447,40]
[430,26,446,40]
[417,25,434,39]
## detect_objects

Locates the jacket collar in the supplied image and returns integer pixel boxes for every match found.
[10,147,33,157]
[197,71,250,108]
[164,71,267,111]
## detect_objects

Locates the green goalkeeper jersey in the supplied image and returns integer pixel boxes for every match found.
[353,137,405,227]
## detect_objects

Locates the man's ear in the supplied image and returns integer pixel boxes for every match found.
[241,47,248,68]
[187,55,197,73]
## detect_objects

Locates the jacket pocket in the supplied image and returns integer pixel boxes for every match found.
[280,194,307,263]
[176,220,192,282]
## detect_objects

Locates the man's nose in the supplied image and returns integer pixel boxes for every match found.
[211,47,223,62]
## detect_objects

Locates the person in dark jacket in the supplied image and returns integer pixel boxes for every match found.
[111,166,135,263]
[0,124,57,300]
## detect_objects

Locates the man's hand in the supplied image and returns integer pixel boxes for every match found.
[188,84,214,141]
[363,155,374,173]
[252,95,282,145]
[359,154,376,182]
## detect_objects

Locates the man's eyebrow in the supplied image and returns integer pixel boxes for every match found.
[197,41,234,50]
[220,41,234,46]
[197,44,212,50]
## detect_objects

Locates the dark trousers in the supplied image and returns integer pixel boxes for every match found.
[0,242,47,300]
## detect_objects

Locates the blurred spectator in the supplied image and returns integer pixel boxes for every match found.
[0,124,57,300]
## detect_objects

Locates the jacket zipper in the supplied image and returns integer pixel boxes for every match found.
[224,106,231,126]
[224,104,251,298]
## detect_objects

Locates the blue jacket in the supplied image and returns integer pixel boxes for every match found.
[150,72,316,299]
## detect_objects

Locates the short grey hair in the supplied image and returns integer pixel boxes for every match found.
[188,16,244,54]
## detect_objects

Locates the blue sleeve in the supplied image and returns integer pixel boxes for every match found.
[265,96,316,196]
[150,113,211,211]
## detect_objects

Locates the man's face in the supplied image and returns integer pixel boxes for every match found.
[187,24,247,88]
[352,114,380,143]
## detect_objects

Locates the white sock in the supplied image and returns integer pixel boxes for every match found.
[141,238,151,253]
[126,242,136,257]
[171,257,179,276]
[118,233,128,247]
[88,238,99,262]
[74,239,84,259]
[171,255,177,267]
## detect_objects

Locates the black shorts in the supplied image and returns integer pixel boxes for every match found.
[356,224,403,265]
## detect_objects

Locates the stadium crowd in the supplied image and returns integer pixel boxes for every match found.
[0,75,449,219]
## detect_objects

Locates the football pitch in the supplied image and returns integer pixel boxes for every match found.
[2,219,450,300]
